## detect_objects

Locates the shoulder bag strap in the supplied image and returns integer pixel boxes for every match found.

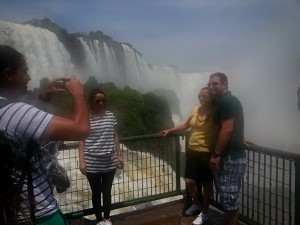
[26,140,37,224]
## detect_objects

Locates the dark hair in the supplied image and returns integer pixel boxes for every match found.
[0,45,24,84]
[88,88,106,107]
[210,72,228,85]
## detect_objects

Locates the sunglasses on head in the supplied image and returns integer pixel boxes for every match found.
[95,99,106,104]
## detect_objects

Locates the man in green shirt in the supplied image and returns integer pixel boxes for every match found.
[208,72,247,225]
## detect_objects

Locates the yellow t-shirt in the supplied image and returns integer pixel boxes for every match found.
[188,106,214,152]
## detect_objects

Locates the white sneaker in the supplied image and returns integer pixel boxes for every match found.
[102,219,112,225]
[96,221,105,225]
[192,212,209,225]
[184,203,202,216]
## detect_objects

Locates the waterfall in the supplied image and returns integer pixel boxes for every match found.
[0,20,75,89]
[0,20,211,118]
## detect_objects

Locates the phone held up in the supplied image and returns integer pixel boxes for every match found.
[54,78,70,89]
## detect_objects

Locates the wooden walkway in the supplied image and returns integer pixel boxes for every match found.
[68,199,226,225]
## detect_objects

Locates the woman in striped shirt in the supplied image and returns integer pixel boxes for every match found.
[79,89,123,225]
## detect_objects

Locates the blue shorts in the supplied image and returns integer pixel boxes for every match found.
[214,156,247,211]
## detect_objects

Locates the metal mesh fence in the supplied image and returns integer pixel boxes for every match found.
[54,133,298,225]
[54,134,181,215]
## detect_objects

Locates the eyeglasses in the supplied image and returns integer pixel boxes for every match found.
[94,99,106,104]
[207,82,220,87]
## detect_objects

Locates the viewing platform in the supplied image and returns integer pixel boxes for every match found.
[68,198,226,225]
[56,132,300,225]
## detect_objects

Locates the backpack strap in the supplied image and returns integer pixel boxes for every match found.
[0,98,37,223]
[0,98,13,109]
[26,140,37,224]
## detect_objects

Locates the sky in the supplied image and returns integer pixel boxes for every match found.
[0,0,300,71]
[1,0,300,149]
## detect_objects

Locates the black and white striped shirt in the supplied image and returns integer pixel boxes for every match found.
[84,111,117,173]
[0,98,57,222]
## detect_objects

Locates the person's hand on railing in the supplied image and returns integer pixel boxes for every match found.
[244,137,255,147]
[160,129,171,137]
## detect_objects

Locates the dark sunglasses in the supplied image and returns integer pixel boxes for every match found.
[94,99,106,104]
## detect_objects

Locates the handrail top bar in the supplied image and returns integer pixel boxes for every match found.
[246,144,300,161]
[119,132,185,142]
[59,132,186,149]
[60,132,300,161]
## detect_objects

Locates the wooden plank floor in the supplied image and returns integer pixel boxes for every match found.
[68,199,225,225]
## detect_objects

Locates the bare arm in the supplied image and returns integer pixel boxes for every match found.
[210,118,234,172]
[78,140,86,175]
[114,129,123,161]
[161,117,191,137]
[213,118,235,155]
[41,76,90,141]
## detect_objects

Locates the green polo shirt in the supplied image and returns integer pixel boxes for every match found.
[212,91,246,159]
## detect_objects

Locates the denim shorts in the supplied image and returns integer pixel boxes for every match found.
[214,156,247,211]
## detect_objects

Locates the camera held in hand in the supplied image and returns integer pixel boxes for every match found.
[54,78,70,89]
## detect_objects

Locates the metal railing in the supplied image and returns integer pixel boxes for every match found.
[55,133,184,218]
[239,145,299,225]
[55,133,300,225]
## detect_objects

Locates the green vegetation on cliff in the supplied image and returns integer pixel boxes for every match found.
[31,77,174,137]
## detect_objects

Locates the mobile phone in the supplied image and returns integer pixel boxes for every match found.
[54,79,70,89]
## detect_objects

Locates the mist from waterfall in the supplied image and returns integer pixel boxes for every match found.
[0,19,299,151]
[227,16,300,152]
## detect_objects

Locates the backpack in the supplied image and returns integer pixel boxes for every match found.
[0,99,70,223]
[0,99,35,223]
[0,99,70,192]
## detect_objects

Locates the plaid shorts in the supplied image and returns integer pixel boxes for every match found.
[214,156,247,211]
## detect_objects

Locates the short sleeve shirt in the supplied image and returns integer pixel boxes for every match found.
[213,92,246,159]
[0,98,57,221]
[188,106,214,152]
[84,111,118,173]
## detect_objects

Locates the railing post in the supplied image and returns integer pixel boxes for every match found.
[175,135,181,194]
[295,159,300,225]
